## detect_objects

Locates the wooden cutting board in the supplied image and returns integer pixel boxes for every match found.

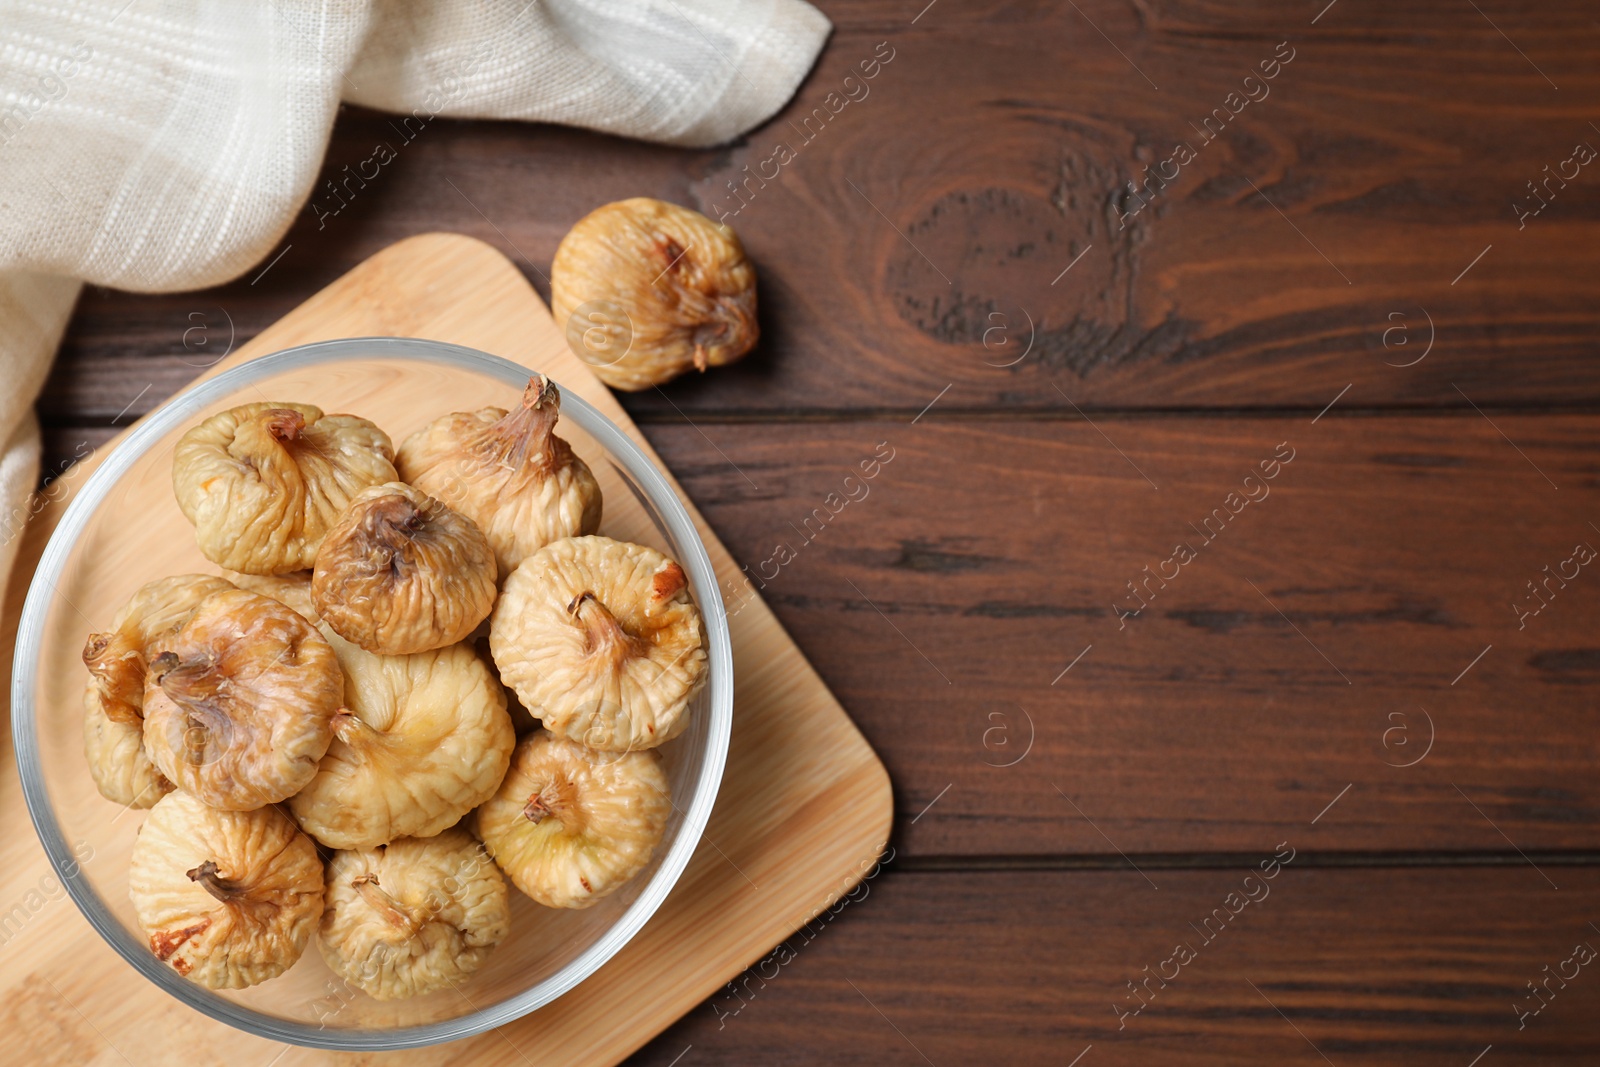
[0,233,893,1064]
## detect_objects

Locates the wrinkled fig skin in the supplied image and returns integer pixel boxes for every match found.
[319,830,511,999]
[396,375,602,577]
[83,687,172,808]
[223,568,318,624]
[490,536,707,753]
[475,731,670,909]
[130,791,324,989]
[81,575,234,807]
[551,197,759,391]
[172,401,397,574]
[82,574,236,727]
[312,482,497,655]
[290,629,515,849]
[142,588,343,810]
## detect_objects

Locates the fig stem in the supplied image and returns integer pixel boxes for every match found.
[519,373,553,412]
[356,492,428,563]
[567,591,639,661]
[187,860,249,903]
[154,652,221,721]
[482,375,561,470]
[522,776,580,831]
[153,652,213,695]
[691,290,758,371]
[230,407,309,469]
[83,632,144,725]
[154,653,226,762]
[263,408,306,443]
[352,874,423,935]
[82,632,112,664]
[332,708,368,746]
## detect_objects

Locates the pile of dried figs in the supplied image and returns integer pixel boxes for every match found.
[83,374,709,998]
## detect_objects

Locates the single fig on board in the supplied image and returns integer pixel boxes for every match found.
[551,198,758,391]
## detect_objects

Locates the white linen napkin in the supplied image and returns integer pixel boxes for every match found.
[0,0,828,597]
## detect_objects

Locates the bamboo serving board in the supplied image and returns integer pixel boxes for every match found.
[0,233,893,1064]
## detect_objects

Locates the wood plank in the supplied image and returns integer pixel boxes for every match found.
[41,410,1600,858]
[41,2,1600,422]
[653,412,1600,858]
[626,865,1600,1065]
[6,233,890,1058]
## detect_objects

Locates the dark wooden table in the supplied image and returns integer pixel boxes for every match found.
[38,1,1600,1062]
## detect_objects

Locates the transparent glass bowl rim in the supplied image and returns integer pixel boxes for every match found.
[10,337,734,1051]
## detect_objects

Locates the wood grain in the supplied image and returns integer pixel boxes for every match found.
[624,865,1600,1066]
[633,412,1600,859]
[4,233,891,1059]
[40,3,1600,423]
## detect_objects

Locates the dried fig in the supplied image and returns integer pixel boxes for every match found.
[318,830,510,999]
[82,574,236,727]
[81,575,235,808]
[489,536,706,752]
[143,588,343,810]
[551,198,758,390]
[395,375,602,577]
[223,568,318,624]
[84,694,171,809]
[290,629,514,850]
[311,482,496,655]
[129,791,323,989]
[173,402,397,574]
[475,731,670,909]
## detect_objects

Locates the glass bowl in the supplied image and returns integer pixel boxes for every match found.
[11,338,732,1050]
